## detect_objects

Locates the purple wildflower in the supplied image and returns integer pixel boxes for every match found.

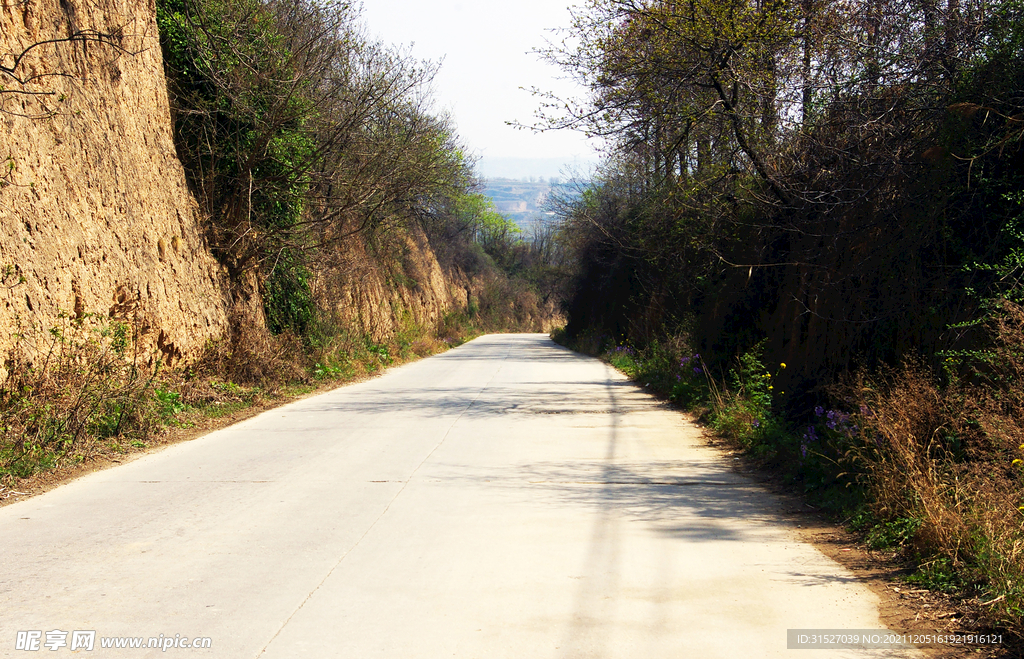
[825,409,851,431]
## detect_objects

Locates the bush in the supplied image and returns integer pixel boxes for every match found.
[842,303,1024,629]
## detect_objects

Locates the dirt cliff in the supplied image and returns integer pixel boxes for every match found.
[314,229,470,344]
[0,0,481,380]
[0,0,233,377]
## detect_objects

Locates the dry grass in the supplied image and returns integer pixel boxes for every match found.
[191,306,308,388]
[0,314,160,482]
[845,302,1024,633]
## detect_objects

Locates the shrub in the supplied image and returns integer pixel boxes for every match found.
[843,303,1024,629]
[0,315,158,482]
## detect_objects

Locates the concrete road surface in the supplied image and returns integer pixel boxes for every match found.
[1,334,919,658]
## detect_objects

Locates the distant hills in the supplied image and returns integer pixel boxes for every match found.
[481,177,577,233]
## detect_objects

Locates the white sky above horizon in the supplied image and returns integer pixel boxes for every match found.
[357,0,600,179]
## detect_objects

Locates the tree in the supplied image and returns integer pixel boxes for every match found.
[156,0,482,332]
[548,0,1017,403]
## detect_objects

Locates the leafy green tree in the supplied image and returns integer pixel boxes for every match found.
[156,0,478,333]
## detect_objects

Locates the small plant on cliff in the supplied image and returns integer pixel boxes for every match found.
[1,264,25,288]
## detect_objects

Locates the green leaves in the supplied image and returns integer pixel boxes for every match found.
[263,248,314,336]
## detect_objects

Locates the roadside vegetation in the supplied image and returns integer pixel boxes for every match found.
[0,304,486,493]
[154,0,559,334]
[546,0,1024,640]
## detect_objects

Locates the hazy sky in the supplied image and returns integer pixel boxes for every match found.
[358,0,599,178]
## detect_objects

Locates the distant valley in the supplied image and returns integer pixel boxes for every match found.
[481,177,574,233]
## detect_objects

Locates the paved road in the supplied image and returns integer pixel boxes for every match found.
[1,334,917,658]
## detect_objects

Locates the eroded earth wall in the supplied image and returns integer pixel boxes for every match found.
[314,228,471,344]
[0,0,231,376]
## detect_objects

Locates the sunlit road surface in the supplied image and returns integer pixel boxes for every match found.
[0,334,918,658]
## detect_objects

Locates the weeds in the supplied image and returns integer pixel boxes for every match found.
[708,342,788,455]
[0,300,494,491]
[906,557,964,593]
[0,314,158,482]
[866,516,924,550]
[841,303,1024,630]
[154,388,188,423]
